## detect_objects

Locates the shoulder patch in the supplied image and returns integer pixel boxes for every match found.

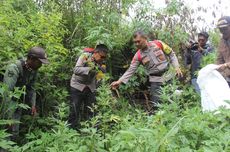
[7,70,15,77]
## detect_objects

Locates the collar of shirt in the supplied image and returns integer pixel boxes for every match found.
[24,61,33,72]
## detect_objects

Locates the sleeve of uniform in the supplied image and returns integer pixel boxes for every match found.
[216,51,225,65]
[30,91,36,107]
[161,41,180,68]
[73,53,91,75]
[27,73,37,107]
[3,64,20,91]
[119,53,140,84]
[184,50,191,65]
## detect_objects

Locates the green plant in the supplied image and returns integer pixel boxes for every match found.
[0,83,29,120]
[0,128,18,151]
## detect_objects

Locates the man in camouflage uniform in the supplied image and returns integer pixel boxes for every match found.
[68,44,108,129]
[3,46,49,140]
[111,30,183,110]
[216,16,230,87]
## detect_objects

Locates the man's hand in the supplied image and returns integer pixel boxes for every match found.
[175,68,183,78]
[87,61,96,70]
[97,64,106,73]
[110,80,122,89]
[31,106,37,116]
[198,46,204,52]
[217,63,228,71]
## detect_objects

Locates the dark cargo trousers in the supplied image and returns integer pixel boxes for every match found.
[68,87,96,129]
[150,82,163,111]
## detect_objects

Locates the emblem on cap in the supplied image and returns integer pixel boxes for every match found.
[218,19,228,25]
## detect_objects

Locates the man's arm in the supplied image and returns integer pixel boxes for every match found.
[200,44,214,55]
[3,64,20,91]
[111,53,140,89]
[160,41,180,68]
[216,50,225,65]
[160,41,183,77]
[184,49,192,66]
[118,53,141,84]
[24,72,37,115]
[168,51,180,68]
[216,48,230,70]
[27,72,37,107]
[73,53,92,76]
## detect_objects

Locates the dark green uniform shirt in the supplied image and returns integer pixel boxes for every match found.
[3,59,37,106]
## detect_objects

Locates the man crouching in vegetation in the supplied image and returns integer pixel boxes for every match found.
[68,44,108,129]
[3,47,49,141]
[111,30,183,112]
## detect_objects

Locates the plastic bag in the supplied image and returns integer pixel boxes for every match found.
[197,64,230,111]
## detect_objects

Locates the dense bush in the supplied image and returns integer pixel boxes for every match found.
[9,81,229,152]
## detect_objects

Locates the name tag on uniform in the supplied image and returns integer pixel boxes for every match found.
[154,50,166,61]
[142,57,150,65]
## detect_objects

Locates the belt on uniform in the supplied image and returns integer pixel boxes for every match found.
[149,67,169,77]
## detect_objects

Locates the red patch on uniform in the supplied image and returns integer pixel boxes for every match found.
[131,56,137,63]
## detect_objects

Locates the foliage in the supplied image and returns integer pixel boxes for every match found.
[0,129,18,151]
[119,65,147,96]
[0,0,229,152]
[0,83,28,120]
[201,52,217,68]
[0,0,69,118]
[13,81,230,152]
[209,29,221,48]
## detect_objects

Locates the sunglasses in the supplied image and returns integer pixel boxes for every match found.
[100,55,106,59]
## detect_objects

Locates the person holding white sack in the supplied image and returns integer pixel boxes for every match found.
[216,16,230,87]
[197,16,230,111]
[197,64,230,111]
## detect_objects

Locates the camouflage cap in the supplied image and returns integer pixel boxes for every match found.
[28,47,49,64]
[217,16,230,28]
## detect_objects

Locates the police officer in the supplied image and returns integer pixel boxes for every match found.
[111,30,182,111]
[68,44,108,129]
[3,46,49,140]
